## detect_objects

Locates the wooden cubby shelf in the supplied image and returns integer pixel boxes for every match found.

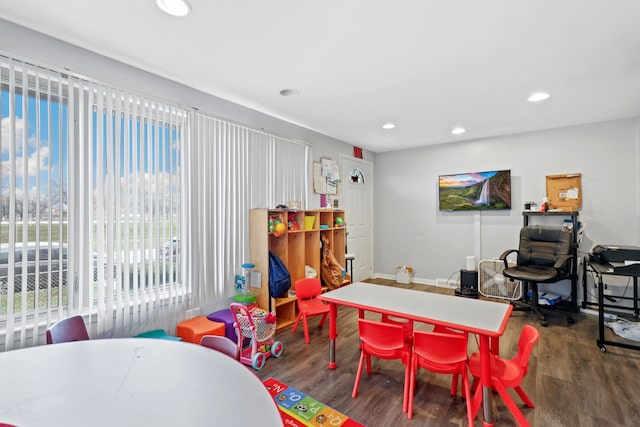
[249,208,346,333]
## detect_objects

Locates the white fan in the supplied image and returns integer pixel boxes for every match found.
[478,258,522,301]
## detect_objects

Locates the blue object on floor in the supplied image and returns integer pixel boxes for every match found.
[135,329,183,341]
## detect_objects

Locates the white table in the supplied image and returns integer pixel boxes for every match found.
[0,338,281,426]
[320,282,513,427]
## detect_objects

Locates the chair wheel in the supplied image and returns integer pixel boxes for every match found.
[540,320,548,327]
[567,316,574,324]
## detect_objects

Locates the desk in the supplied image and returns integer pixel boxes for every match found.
[320,282,512,426]
[588,260,640,352]
[0,338,281,426]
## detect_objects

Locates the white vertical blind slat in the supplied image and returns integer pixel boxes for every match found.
[94,84,106,334]
[19,65,29,347]
[113,91,123,333]
[6,62,17,349]
[31,66,42,341]
[122,94,132,319]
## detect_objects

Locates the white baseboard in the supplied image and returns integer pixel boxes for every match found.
[372,273,442,288]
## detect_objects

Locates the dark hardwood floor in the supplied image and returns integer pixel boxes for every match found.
[254,279,640,426]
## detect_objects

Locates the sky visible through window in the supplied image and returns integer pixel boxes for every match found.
[1,90,67,223]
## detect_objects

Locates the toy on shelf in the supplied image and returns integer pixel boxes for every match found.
[230,303,283,370]
[288,212,300,230]
[269,212,286,237]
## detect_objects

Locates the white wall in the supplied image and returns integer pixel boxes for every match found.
[4,18,638,308]
[0,18,372,209]
[374,118,640,305]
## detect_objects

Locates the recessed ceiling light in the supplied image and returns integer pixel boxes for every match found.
[451,126,466,135]
[528,92,551,102]
[279,89,299,97]
[382,123,396,130]
[156,0,191,17]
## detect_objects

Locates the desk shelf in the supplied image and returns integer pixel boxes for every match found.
[522,211,580,314]
[586,259,640,353]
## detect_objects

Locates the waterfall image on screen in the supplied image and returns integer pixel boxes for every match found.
[438,169,511,211]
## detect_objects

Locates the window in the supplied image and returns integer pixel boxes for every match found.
[1,58,70,318]
[1,55,187,349]
[1,53,307,350]
[349,167,366,184]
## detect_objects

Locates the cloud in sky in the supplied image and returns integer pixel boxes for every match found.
[1,145,50,178]
[1,117,25,153]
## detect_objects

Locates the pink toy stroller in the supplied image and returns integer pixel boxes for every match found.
[230,303,284,370]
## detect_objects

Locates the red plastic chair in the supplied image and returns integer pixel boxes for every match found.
[46,315,90,344]
[352,318,412,414]
[408,330,473,425]
[432,324,469,398]
[291,278,330,344]
[468,324,540,427]
[380,313,413,345]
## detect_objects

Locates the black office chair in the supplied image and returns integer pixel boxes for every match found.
[500,225,574,327]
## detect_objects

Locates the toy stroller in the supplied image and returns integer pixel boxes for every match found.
[230,302,284,370]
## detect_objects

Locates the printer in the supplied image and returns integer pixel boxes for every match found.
[591,244,640,264]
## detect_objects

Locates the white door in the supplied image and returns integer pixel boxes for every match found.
[340,155,373,282]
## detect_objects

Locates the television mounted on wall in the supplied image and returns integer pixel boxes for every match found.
[438,169,511,211]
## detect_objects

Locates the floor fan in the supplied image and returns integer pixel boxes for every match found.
[478,259,522,301]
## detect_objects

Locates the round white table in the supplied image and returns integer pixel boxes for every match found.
[0,338,281,426]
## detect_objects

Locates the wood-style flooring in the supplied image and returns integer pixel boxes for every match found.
[254,279,640,426]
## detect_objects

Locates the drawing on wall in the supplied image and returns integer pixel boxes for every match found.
[313,158,341,195]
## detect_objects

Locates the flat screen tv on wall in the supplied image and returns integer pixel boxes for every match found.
[438,169,511,211]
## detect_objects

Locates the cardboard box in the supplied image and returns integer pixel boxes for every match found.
[396,265,414,284]
[546,173,581,211]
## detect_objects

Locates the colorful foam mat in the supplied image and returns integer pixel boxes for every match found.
[263,378,365,427]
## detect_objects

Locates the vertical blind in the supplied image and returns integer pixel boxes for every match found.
[1,58,72,348]
[185,114,309,308]
[0,55,188,349]
[79,80,188,339]
[1,53,310,350]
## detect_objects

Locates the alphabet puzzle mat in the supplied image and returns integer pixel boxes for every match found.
[263,378,365,427]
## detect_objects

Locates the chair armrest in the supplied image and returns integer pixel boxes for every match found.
[499,249,518,269]
[553,254,573,269]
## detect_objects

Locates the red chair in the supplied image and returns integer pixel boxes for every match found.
[291,278,330,344]
[408,330,473,425]
[432,324,469,398]
[46,315,90,344]
[468,324,540,427]
[352,318,412,414]
[380,313,413,345]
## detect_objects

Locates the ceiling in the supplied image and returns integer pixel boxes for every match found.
[1,1,640,153]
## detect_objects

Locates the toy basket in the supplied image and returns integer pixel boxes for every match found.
[230,303,283,370]
[235,308,277,342]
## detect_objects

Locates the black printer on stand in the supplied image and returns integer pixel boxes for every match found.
[591,245,640,274]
